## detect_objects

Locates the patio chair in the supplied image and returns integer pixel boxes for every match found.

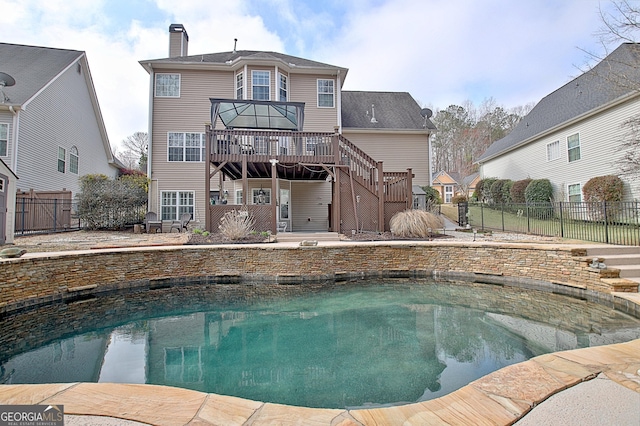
[277,221,287,233]
[170,212,192,233]
[144,211,162,234]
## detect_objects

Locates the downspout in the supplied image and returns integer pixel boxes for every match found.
[146,66,155,209]
[428,132,433,187]
[9,106,18,173]
[336,71,342,132]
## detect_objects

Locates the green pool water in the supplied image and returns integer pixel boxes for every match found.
[1,279,639,408]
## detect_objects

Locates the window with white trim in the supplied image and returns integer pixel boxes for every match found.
[161,191,194,220]
[155,73,180,97]
[444,185,454,203]
[236,72,244,99]
[0,177,4,192]
[279,73,288,102]
[69,146,79,174]
[236,189,243,205]
[317,79,334,107]
[58,147,66,173]
[252,70,270,100]
[567,133,581,162]
[168,132,205,162]
[0,123,7,156]
[568,183,582,202]
[546,140,560,161]
[252,188,271,205]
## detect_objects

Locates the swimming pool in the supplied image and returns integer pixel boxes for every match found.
[2,278,639,409]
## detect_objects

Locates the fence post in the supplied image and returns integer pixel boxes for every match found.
[53,199,58,232]
[480,202,484,230]
[603,201,609,244]
[501,203,505,231]
[559,202,564,238]
[20,197,25,235]
[526,203,530,233]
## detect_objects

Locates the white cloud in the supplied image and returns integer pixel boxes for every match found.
[0,0,620,153]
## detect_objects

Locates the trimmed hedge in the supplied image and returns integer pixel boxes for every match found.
[583,175,624,202]
[510,178,532,203]
[524,179,553,203]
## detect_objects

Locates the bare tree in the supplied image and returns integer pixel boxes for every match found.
[121,131,148,172]
[591,1,640,179]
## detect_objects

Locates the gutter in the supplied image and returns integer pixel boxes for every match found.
[146,65,154,207]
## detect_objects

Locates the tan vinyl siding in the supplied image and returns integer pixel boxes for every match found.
[151,68,234,223]
[289,74,338,132]
[291,181,331,231]
[480,97,640,201]
[342,131,430,186]
[14,61,115,196]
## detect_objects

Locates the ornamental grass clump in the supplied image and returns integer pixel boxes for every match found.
[390,209,444,239]
[218,208,255,240]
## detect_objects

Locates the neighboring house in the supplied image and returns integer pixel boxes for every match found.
[432,171,460,203]
[0,158,17,244]
[0,43,119,199]
[461,172,480,199]
[477,43,640,202]
[140,24,435,233]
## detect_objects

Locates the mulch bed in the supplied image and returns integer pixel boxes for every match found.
[346,231,453,242]
[186,233,270,245]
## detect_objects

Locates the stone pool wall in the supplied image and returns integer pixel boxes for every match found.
[0,242,636,316]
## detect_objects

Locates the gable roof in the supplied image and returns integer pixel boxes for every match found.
[477,43,640,163]
[431,170,461,184]
[141,50,348,80]
[341,91,436,131]
[0,42,115,164]
[0,43,84,107]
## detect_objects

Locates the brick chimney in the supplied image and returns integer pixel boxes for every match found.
[169,24,189,58]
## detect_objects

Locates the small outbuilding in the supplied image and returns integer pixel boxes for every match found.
[0,158,17,244]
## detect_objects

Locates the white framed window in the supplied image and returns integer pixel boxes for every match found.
[0,123,7,156]
[236,72,244,99]
[252,187,271,205]
[568,183,582,202]
[279,73,288,102]
[69,146,79,174]
[57,146,66,173]
[444,185,454,203]
[546,140,560,161]
[168,132,205,162]
[161,191,194,220]
[0,177,4,192]
[155,73,181,97]
[317,79,335,108]
[236,189,243,205]
[252,70,270,100]
[567,133,581,162]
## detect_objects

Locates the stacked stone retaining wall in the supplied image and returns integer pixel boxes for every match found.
[0,242,636,316]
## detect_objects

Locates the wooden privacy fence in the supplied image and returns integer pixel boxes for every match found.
[15,190,78,235]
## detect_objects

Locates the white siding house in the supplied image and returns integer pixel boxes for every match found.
[477,43,640,202]
[0,43,119,198]
[0,158,17,244]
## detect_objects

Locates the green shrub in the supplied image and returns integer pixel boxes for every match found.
[489,179,513,204]
[476,178,497,202]
[583,175,624,202]
[451,194,468,204]
[390,210,444,238]
[524,179,553,203]
[510,178,532,203]
[501,180,514,203]
[525,179,554,219]
[421,186,442,204]
[76,174,148,229]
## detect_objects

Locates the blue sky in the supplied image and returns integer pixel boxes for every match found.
[0,0,621,152]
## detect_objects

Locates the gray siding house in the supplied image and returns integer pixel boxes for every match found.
[0,158,17,244]
[140,25,434,233]
[0,43,119,198]
[477,43,640,202]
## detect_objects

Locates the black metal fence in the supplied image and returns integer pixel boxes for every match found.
[461,201,640,246]
[15,199,147,236]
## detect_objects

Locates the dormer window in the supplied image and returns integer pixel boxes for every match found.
[252,70,270,101]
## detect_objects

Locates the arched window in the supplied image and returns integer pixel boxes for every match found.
[69,146,79,174]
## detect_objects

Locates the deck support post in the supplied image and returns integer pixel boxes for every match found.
[377,161,384,232]
[406,168,413,210]
[332,133,341,233]
[242,154,248,207]
[205,124,212,231]
[271,159,278,234]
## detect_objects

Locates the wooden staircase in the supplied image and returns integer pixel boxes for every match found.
[587,246,640,285]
